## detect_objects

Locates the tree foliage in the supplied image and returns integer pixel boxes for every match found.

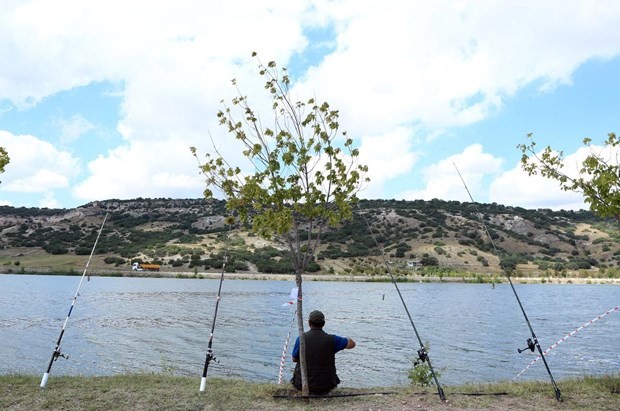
[191,53,368,395]
[519,132,620,219]
[193,58,367,237]
[192,53,368,270]
[0,147,9,182]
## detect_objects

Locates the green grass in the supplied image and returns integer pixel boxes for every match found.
[1,374,618,410]
[2,375,284,411]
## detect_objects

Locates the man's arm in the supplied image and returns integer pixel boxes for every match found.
[334,335,355,352]
[292,337,300,362]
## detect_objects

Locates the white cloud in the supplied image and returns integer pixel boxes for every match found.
[0,1,310,108]
[11,170,69,193]
[38,191,63,209]
[1,1,620,208]
[358,127,420,197]
[400,144,503,202]
[402,142,597,210]
[72,139,205,202]
[0,1,316,205]
[293,0,620,136]
[0,131,81,193]
[57,114,94,144]
[489,167,587,211]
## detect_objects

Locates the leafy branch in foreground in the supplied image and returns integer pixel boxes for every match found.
[0,146,9,183]
[519,132,620,220]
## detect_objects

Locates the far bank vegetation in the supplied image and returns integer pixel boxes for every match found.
[1,198,620,281]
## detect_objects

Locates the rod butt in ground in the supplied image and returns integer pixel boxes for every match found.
[40,373,49,388]
[199,376,207,392]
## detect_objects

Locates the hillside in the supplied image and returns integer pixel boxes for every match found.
[1,198,619,279]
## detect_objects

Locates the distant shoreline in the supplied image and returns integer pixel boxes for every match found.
[3,268,619,284]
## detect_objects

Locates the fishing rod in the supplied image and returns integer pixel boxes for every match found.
[40,212,108,388]
[514,306,618,380]
[453,163,562,402]
[199,217,233,392]
[358,205,446,401]
[277,287,298,384]
[278,307,297,384]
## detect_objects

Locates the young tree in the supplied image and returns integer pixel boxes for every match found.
[191,53,368,395]
[518,132,620,220]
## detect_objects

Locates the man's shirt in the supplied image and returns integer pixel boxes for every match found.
[292,333,349,359]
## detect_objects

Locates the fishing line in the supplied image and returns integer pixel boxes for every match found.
[277,287,298,384]
[40,212,108,388]
[357,204,446,401]
[199,218,233,392]
[278,307,297,384]
[514,306,619,380]
[453,163,562,401]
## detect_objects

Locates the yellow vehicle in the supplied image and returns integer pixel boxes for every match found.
[132,262,160,272]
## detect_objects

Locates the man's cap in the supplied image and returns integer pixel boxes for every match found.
[308,310,325,323]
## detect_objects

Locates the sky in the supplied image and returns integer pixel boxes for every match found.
[0,0,619,211]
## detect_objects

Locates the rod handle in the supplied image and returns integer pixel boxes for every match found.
[40,372,49,388]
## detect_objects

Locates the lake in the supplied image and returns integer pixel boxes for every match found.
[1,274,618,388]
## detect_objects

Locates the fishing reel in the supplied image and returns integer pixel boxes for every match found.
[413,347,428,366]
[52,348,69,361]
[518,338,536,353]
[205,350,218,365]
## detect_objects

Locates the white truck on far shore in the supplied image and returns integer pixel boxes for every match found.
[132,262,161,272]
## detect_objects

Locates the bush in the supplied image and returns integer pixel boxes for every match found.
[74,247,93,255]
[408,344,441,387]
[233,261,249,271]
[44,244,69,255]
[420,255,438,266]
[104,256,125,265]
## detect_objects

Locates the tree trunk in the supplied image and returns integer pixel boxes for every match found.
[295,270,309,396]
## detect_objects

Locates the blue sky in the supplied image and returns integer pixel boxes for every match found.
[0,1,619,210]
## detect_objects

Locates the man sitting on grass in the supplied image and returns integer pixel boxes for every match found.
[291,310,356,395]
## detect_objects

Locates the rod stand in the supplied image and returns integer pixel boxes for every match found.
[518,338,536,353]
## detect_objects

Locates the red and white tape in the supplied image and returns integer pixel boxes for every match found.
[514,306,618,380]
[278,288,299,384]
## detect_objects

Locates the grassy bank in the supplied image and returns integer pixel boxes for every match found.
[3,247,620,285]
[1,374,618,410]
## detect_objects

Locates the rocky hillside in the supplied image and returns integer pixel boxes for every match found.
[1,197,619,277]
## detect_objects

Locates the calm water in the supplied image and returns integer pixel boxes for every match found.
[0,274,618,387]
